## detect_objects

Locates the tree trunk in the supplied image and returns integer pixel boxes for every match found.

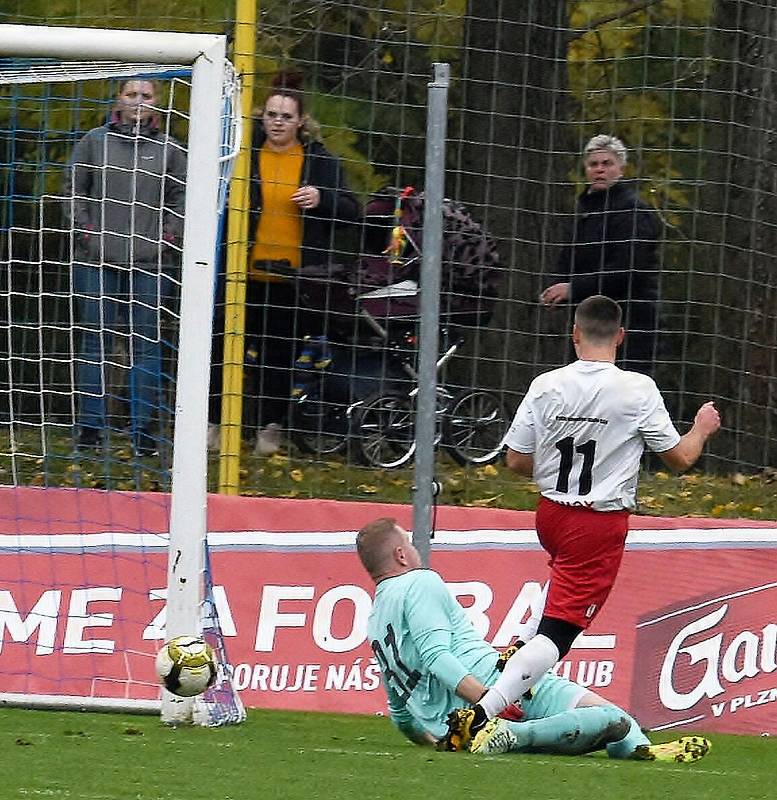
[695,0,777,468]
[451,1,574,402]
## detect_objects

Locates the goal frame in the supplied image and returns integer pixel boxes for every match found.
[0,24,226,724]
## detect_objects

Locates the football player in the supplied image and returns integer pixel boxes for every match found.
[357,518,710,762]
[447,295,720,748]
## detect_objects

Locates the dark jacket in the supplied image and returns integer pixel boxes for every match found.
[248,127,361,268]
[64,115,186,266]
[555,180,660,305]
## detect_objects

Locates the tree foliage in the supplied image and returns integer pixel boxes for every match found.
[567,0,714,217]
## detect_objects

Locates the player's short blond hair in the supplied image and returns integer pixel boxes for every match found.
[356,517,404,577]
[583,134,627,165]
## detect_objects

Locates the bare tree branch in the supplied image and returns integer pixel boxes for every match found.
[567,0,664,43]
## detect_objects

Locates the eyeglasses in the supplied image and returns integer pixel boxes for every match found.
[264,111,297,123]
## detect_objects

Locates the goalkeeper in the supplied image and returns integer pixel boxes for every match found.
[357,517,710,762]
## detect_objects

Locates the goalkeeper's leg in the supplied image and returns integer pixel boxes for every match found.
[471,705,630,756]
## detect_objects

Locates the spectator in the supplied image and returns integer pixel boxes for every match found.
[209,71,360,455]
[541,134,660,374]
[65,79,186,457]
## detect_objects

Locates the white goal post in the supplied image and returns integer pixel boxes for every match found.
[0,24,231,725]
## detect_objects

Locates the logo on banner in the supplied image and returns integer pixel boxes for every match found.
[631,582,777,731]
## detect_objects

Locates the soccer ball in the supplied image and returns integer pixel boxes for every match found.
[155,635,217,697]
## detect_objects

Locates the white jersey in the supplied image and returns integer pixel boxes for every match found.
[503,360,680,511]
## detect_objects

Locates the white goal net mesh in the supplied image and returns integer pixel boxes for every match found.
[0,54,243,725]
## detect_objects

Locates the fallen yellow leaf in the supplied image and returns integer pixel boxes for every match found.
[480,464,499,477]
[357,484,378,494]
[290,469,304,482]
[468,494,503,507]
[730,473,746,486]
[655,471,669,481]
[711,504,725,516]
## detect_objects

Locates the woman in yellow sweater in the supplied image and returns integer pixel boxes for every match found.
[210,73,360,454]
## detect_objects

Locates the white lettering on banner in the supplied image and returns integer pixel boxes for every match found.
[143,588,167,640]
[312,585,372,653]
[255,585,315,651]
[762,624,777,672]
[553,660,614,687]
[659,604,777,711]
[491,582,545,647]
[227,660,381,693]
[325,659,382,691]
[711,687,777,717]
[141,585,237,640]
[63,587,122,654]
[249,581,613,654]
[722,631,760,682]
[447,582,493,639]
[0,589,61,654]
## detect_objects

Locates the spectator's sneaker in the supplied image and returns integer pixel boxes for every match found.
[470,719,517,755]
[255,423,282,456]
[441,706,487,752]
[633,736,711,763]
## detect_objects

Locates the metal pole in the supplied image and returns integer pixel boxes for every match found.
[218,0,257,493]
[412,63,449,566]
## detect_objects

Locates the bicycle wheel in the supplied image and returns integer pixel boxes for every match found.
[351,391,416,469]
[288,396,349,456]
[443,389,511,466]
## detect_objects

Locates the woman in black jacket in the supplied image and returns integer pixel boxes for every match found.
[210,73,361,454]
[541,135,660,374]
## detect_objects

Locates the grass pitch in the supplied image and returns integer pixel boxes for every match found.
[0,707,772,800]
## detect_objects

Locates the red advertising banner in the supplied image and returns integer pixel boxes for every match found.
[1,486,776,735]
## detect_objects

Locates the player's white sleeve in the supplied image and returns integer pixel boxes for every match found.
[502,392,536,453]
[638,382,681,453]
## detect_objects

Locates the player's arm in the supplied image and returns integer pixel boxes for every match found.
[405,572,486,701]
[505,447,534,476]
[657,401,720,472]
[382,678,438,746]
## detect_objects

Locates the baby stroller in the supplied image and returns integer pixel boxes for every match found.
[288,186,511,468]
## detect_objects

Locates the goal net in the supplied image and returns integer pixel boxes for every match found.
[0,25,244,726]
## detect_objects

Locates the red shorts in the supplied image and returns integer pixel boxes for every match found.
[535,496,629,629]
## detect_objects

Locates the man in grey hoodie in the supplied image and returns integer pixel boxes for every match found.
[65,79,187,457]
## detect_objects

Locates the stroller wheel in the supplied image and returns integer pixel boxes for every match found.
[289,396,349,456]
[351,391,416,469]
[443,389,511,466]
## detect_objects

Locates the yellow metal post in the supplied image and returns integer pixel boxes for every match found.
[217,0,257,493]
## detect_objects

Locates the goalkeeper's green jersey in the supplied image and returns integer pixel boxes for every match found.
[367,568,500,740]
